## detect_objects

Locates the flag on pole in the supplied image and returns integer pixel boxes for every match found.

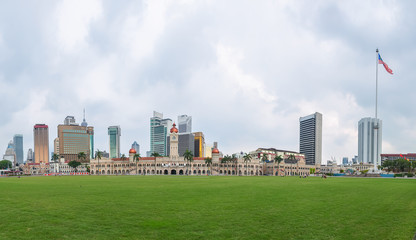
[378,53,393,74]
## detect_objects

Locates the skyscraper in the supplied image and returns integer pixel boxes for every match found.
[193,132,205,158]
[167,133,194,157]
[358,117,382,168]
[178,115,192,133]
[299,112,322,165]
[13,134,23,164]
[54,138,59,154]
[108,126,121,159]
[131,141,140,155]
[3,140,16,166]
[64,116,76,125]
[27,148,33,162]
[57,117,93,162]
[34,124,49,163]
[342,157,349,166]
[150,111,172,156]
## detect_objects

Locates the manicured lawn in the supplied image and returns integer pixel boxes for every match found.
[0,176,415,239]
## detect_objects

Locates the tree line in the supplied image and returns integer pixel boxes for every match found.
[381,158,416,173]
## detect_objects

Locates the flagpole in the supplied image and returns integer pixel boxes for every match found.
[375,48,378,119]
[374,48,379,171]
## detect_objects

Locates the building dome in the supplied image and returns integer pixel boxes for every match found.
[170,123,178,133]
[129,148,137,154]
[212,148,219,154]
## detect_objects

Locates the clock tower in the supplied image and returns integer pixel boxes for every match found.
[169,123,179,160]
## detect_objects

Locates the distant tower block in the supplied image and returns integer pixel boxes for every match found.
[299,112,322,166]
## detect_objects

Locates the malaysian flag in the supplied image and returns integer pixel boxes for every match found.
[378,53,393,74]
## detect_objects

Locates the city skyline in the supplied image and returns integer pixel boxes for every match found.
[1,1,415,164]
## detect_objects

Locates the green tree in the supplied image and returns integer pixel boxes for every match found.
[261,154,268,176]
[0,160,12,169]
[95,149,102,175]
[221,156,229,175]
[77,152,87,162]
[133,153,141,175]
[183,150,194,175]
[243,153,252,176]
[51,153,60,163]
[68,160,81,172]
[120,154,127,160]
[204,157,212,175]
[274,155,283,176]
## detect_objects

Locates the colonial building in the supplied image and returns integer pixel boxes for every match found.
[90,125,314,177]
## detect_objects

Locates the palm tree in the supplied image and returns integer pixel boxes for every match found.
[77,152,87,173]
[261,154,268,176]
[95,149,102,175]
[243,153,252,176]
[51,153,60,174]
[274,155,283,176]
[51,153,59,163]
[77,152,87,162]
[204,157,212,175]
[133,153,141,175]
[183,150,194,175]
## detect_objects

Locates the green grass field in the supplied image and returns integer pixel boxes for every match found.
[0,176,415,240]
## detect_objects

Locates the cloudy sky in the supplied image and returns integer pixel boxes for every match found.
[1,0,415,164]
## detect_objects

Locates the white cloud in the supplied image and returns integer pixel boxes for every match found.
[1,0,416,163]
[54,0,103,53]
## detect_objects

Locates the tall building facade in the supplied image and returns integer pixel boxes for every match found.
[358,117,382,168]
[167,133,195,157]
[299,112,322,165]
[342,157,349,165]
[13,134,23,164]
[34,124,49,163]
[194,132,205,158]
[57,117,93,162]
[54,138,59,154]
[3,140,16,166]
[178,115,192,133]
[150,111,172,156]
[108,126,121,159]
[27,148,34,162]
[131,141,140,155]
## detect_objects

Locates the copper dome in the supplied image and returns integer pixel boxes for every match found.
[170,123,178,133]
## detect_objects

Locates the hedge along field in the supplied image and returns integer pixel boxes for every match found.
[0,176,415,240]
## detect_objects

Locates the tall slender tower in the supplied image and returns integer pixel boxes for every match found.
[169,123,179,160]
[108,126,121,159]
[299,112,322,166]
[34,124,49,163]
[178,115,192,133]
[150,111,172,156]
[13,134,24,164]
[358,117,382,167]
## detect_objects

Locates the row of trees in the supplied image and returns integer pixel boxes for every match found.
[0,160,12,169]
[381,159,416,173]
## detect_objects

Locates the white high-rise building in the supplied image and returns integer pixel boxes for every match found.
[358,117,382,168]
[178,115,192,133]
[150,111,172,156]
[299,112,322,166]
